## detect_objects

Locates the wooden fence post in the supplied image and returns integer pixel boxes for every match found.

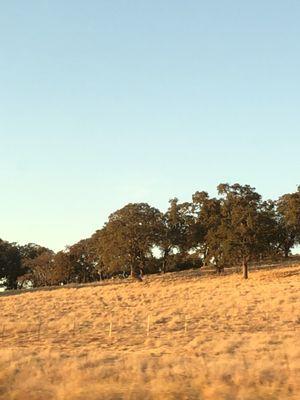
[109,320,112,338]
[73,319,76,337]
[147,315,151,336]
[37,318,42,341]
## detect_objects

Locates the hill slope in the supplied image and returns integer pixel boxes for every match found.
[1,265,300,400]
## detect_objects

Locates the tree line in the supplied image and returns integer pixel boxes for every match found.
[1,183,300,290]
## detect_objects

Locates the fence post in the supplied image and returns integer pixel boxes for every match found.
[37,318,42,341]
[147,315,151,336]
[73,319,76,337]
[109,319,112,338]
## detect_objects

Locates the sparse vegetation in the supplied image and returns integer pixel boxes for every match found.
[0,264,299,399]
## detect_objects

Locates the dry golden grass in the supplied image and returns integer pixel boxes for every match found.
[1,265,300,400]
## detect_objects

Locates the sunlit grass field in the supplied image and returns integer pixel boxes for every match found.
[1,264,300,399]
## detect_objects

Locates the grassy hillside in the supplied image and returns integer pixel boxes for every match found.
[0,265,300,400]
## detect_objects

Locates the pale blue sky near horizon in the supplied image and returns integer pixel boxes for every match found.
[0,1,299,251]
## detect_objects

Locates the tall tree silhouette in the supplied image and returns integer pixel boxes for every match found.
[98,203,161,279]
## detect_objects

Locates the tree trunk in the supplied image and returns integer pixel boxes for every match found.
[130,265,134,277]
[242,260,248,280]
[131,265,143,282]
[162,258,167,274]
[216,265,224,275]
[162,249,170,274]
[284,247,290,259]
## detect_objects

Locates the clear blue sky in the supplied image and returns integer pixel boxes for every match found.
[1,1,299,251]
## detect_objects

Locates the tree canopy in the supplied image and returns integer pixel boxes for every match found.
[96,203,161,279]
[1,183,299,290]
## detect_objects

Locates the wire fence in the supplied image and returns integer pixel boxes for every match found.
[1,313,299,348]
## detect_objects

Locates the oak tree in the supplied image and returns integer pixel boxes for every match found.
[0,239,22,290]
[276,186,300,258]
[97,203,161,279]
[216,183,271,279]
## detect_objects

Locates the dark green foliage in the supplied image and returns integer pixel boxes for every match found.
[95,203,162,279]
[66,239,102,283]
[19,243,51,261]
[191,191,222,270]
[157,198,194,273]
[214,184,274,278]
[0,239,23,289]
[276,187,300,257]
[2,183,300,289]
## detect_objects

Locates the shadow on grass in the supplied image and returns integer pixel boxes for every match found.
[1,256,300,298]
